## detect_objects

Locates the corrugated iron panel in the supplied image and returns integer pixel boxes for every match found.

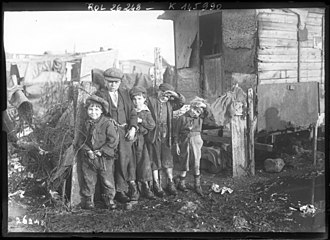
[257,82,319,133]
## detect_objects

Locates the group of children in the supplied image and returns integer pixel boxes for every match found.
[78,68,212,210]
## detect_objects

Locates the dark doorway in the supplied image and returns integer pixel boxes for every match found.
[199,12,222,58]
[199,12,223,102]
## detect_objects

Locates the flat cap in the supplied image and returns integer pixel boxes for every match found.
[85,94,109,114]
[104,68,124,82]
[129,86,147,98]
[159,83,174,92]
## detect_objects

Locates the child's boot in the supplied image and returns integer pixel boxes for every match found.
[128,181,139,201]
[153,180,165,198]
[194,175,204,196]
[82,196,94,210]
[141,181,156,200]
[177,176,188,192]
[102,194,117,210]
[166,179,177,196]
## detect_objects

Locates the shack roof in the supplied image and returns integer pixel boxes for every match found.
[157,11,180,21]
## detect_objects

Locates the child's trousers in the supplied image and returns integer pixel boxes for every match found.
[80,156,116,200]
[177,133,203,172]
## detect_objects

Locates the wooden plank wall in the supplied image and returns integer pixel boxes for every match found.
[257,8,325,102]
[301,9,325,113]
[257,9,299,84]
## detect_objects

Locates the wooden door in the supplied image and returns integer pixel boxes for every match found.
[202,54,223,103]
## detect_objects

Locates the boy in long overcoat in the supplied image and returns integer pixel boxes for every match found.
[94,68,139,203]
[146,83,185,197]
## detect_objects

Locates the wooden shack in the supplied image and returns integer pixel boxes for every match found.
[158,8,325,176]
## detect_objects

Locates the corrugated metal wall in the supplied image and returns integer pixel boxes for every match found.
[257,8,325,112]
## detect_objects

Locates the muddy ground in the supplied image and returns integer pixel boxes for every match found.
[4,135,327,236]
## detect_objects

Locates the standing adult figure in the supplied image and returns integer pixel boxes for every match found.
[146,83,185,197]
[94,67,138,203]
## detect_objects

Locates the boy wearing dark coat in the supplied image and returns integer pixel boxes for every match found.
[94,68,139,203]
[129,86,156,200]
[78,95,119,210]
[146,83,185,197]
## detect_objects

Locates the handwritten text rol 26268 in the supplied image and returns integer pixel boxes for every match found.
[87,3,142,11]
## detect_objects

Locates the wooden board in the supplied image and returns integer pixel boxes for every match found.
[259,70,298,80]
[299,70,323,77]
[306,25,322,33]
[247,88,255,176]
[258,12,298,24]
[300,77,322,82]
[258,62,298,71]
[258,29,297,40]
[258,47,297,55]
[258,21,297,31]
[258,38,298,47]
[203,55,224,103]
[300,62,323,70]
[306,16,323,25]
[258,54,297,62]
[257,9,296,16]
[231,114,248,177]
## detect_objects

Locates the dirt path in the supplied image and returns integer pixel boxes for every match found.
[6,159,325,234]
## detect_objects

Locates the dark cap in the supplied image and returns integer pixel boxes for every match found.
[85,95,109,114]
[159,83,174,92]
[104,68,124,82]
[129,86,147,98]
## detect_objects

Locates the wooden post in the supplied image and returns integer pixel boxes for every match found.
[312,124,318,166]
[154,47,164,185]
[247,88,256,176]
[70,81,95,206]
[231,101,248,177]
[313,114,323,165]
[154,47,163,87]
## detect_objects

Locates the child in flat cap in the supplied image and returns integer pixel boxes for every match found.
[146,83,185,197]
[173,97,212,196]
[129,86,156,200]
[76,94,119,210]
[95,67,139,204]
